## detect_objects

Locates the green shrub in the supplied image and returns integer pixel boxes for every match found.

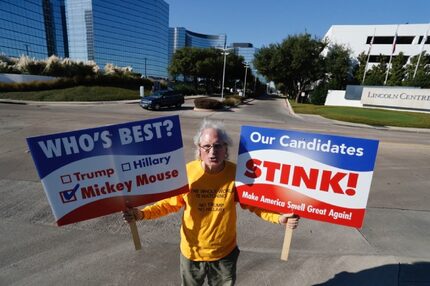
[223,95,242,107]
[194,98,224,110]
[0,74,153,92]
[310,82,328,105]
[173,82,197,95]
[0,61,18,73]
[26,61,46,75]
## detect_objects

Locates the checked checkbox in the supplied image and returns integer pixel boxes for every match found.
[59,184,80,204]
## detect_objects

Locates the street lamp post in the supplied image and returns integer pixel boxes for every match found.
[217,46,233,99]
[221,51,229,99]
[144,57,147,78]
[243,62,249,98]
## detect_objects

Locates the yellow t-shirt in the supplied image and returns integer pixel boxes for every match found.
[141,160,280,261]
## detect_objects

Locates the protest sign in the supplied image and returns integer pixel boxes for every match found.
[236,126,379,228]
[27,115,188,227]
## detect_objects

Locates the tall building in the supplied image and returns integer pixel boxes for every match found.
[0,0,68,59]
[168,27,226,64]
[232,43,256,64]
[231,42,265,83]
[324,23,430,66]
[65,0,169,78]
[0,0,169,78]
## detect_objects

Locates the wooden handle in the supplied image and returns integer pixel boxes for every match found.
[281,227,293,261]
[129,220,142,250]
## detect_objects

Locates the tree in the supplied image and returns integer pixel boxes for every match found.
[403,52,430,88]
[351,52,367,85]
[386,52,407,86]
[252,43,279,82]
[169,47,203,88]
[324,43,353,90]
[308,44,353,105]
[169,47,247,94]
[254,33,326,102]
[363,54,387,85]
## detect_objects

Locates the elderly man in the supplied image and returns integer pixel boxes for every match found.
[123,119,299,286]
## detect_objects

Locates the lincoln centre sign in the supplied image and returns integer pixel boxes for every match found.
[361,87,430,112]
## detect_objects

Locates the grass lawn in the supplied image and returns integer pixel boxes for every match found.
[0,85,140,101]
[289,100,430,129]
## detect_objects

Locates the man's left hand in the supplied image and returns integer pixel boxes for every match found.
[279,213,300,229]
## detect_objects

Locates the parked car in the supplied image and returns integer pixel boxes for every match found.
[140,89,184,110]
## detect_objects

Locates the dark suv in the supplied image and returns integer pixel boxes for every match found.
[140,89,184,110]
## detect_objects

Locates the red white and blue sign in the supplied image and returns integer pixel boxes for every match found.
[27,115,188,226]
[235,126,379,228]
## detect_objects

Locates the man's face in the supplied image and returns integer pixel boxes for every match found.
[199,128,227,173]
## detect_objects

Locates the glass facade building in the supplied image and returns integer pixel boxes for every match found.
[1,0,169,78]
[232,43,257,66]
[231,42,265,82]
[0,0,68,59]
[65,0,169,78]
[169,27,226,64]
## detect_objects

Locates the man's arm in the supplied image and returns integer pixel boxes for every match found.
[142,195,185,219]
[239,203,299,229]
[123,194,185,222]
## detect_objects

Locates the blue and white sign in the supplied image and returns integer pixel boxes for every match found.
[27,115,188,226]
[236,126,379,228]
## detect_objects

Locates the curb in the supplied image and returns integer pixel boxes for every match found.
[0,99,139,105]
[284,98,302,119]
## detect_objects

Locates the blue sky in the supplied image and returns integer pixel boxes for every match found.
[166,0,430,48]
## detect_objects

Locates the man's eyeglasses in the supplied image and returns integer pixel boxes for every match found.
[199,143,226,152]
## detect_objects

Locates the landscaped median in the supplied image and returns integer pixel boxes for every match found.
[193,95,244,111]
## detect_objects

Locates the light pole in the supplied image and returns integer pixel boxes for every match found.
[144,57,147,78]
[243,62,249,98]
[216,46,233,99]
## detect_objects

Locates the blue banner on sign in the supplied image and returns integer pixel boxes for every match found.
[238,126,379,172]
[27,115,183,179]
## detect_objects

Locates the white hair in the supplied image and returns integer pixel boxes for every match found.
[193,118,233,160]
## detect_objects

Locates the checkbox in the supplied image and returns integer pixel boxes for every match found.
[121,163,131,171]
[59,184,80,204]
[61,175,72,184]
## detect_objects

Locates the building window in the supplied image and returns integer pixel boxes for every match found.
[366,36,415,45]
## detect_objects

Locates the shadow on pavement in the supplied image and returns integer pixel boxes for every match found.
[313,262,430,286]
[139,106,194,112]
[255,93,285,101]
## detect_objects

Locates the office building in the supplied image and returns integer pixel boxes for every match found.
[324,24,430,112]
[231,42,265,83]
[0,0,68,59]
[0,0,169,78]
[232,43,257,65]
[324,23,430,66]
[168,27,226,64]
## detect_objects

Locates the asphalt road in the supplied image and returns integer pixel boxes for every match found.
[0,96,429,286]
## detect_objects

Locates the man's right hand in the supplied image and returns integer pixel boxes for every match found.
[122,208,143,223]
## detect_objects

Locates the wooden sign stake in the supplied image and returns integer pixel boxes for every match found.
[129,220,142,250]
[281,227,293,261]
